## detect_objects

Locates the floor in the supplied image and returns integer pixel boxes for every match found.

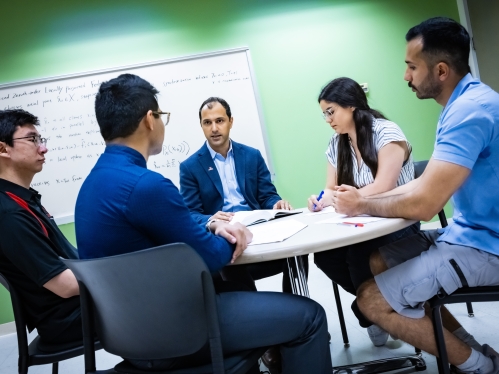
[1,258,499,373]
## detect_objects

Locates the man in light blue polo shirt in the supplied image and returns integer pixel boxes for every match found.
[332,17,499,373]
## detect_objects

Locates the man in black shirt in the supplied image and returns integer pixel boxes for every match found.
[0,109,81,351]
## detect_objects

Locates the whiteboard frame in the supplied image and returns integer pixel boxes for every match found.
[0,47,275,225]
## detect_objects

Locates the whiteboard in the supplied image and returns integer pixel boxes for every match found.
[0,48,272,224]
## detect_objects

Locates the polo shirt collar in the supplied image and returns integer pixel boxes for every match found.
[206,139,233,160]
[445,73,477,111]
[104,144,147,168]
[0,178,39,202]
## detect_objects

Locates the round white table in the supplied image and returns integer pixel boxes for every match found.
[232,209,425,373]
[233,208,416,265]
[233,208,416,296]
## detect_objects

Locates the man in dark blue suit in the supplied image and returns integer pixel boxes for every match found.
[180,97,290,226]
[180,97,307,295]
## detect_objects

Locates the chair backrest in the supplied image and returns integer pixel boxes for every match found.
[0,273,30,362]
[413,160,448,228]
[63,243,220,362]
[413,160,428,179]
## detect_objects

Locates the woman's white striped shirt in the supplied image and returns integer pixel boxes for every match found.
[325,117,414,188]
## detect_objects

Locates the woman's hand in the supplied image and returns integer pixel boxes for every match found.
[307,190,333,212]
[307,195,323,212]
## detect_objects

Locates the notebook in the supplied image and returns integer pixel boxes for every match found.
[229,209,302,227]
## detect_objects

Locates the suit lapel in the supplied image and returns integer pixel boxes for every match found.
[198,144,224,199]
[232,142,247,198]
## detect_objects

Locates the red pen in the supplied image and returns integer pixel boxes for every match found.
[340,222,364,227]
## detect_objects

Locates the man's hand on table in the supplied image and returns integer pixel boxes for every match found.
[332,185,364,216]
[273,200,293,210]
[210,211,235,222]
[211,221,253,263]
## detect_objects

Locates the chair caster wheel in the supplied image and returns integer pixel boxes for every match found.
[468,313,474,317]
[343,343,350,348]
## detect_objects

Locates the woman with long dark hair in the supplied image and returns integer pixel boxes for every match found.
[308,77,420,346]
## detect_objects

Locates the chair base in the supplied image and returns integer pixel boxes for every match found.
[110,347,268,374]
[333,352,426,374]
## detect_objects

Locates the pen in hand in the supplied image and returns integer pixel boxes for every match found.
[313,190,325,211]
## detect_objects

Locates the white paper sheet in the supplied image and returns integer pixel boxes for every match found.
[315,215,386,225]
[247,219,308,245]
[305,206,339,216]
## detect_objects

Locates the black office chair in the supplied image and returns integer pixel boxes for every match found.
[414,161,450,231]
[0,272,101,374]
[62,243,267,374]
[430,286,499,374]
[414,164,499,374]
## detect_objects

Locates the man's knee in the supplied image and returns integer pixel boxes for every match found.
[293,297,328,338]
[306,297,327,326]
[370,249,388,276]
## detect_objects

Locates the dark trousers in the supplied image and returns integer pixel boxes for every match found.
[37,313,84,353]
[314,222,420,327]
[219,256,309,293]
[128,291,332,373]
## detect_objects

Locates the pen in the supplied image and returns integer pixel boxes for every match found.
[313,190,324,210]
[339,222,364,227]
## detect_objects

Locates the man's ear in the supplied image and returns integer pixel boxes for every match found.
[229,117,234,129]
[436,62,450,82]
[0,142,10,159]
[142,110,155,131]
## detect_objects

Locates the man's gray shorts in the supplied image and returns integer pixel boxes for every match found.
[375,229,499,319]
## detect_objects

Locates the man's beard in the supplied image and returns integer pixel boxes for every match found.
[409,72,443,99]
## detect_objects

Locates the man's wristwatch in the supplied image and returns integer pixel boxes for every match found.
[205,218,220,231]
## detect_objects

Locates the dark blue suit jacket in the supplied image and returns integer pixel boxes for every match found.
[180,141,281,225]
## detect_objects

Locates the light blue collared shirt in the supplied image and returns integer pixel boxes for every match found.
[206,140,251,212]
[433,74,499,255]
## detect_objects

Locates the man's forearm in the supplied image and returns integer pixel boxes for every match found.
[361,191,432,221]
[366,178,420,199]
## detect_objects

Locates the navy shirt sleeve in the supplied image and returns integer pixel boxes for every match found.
[126,172,234,272]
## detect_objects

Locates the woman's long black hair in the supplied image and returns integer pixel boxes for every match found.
[318,77,387,188]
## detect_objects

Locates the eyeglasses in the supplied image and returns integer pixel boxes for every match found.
[152,111,170,126]
[12,134,47,148]
[322,108,335,121]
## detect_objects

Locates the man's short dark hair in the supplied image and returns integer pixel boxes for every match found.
[198,97,232,121]
[406,17,470,76]
[0,109,39,146]
[95,74,159,141]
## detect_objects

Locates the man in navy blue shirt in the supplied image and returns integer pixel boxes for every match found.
[75,73,332,373]
[334,17,499,373]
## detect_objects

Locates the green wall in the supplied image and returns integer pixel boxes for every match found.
[0,0,459,324]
